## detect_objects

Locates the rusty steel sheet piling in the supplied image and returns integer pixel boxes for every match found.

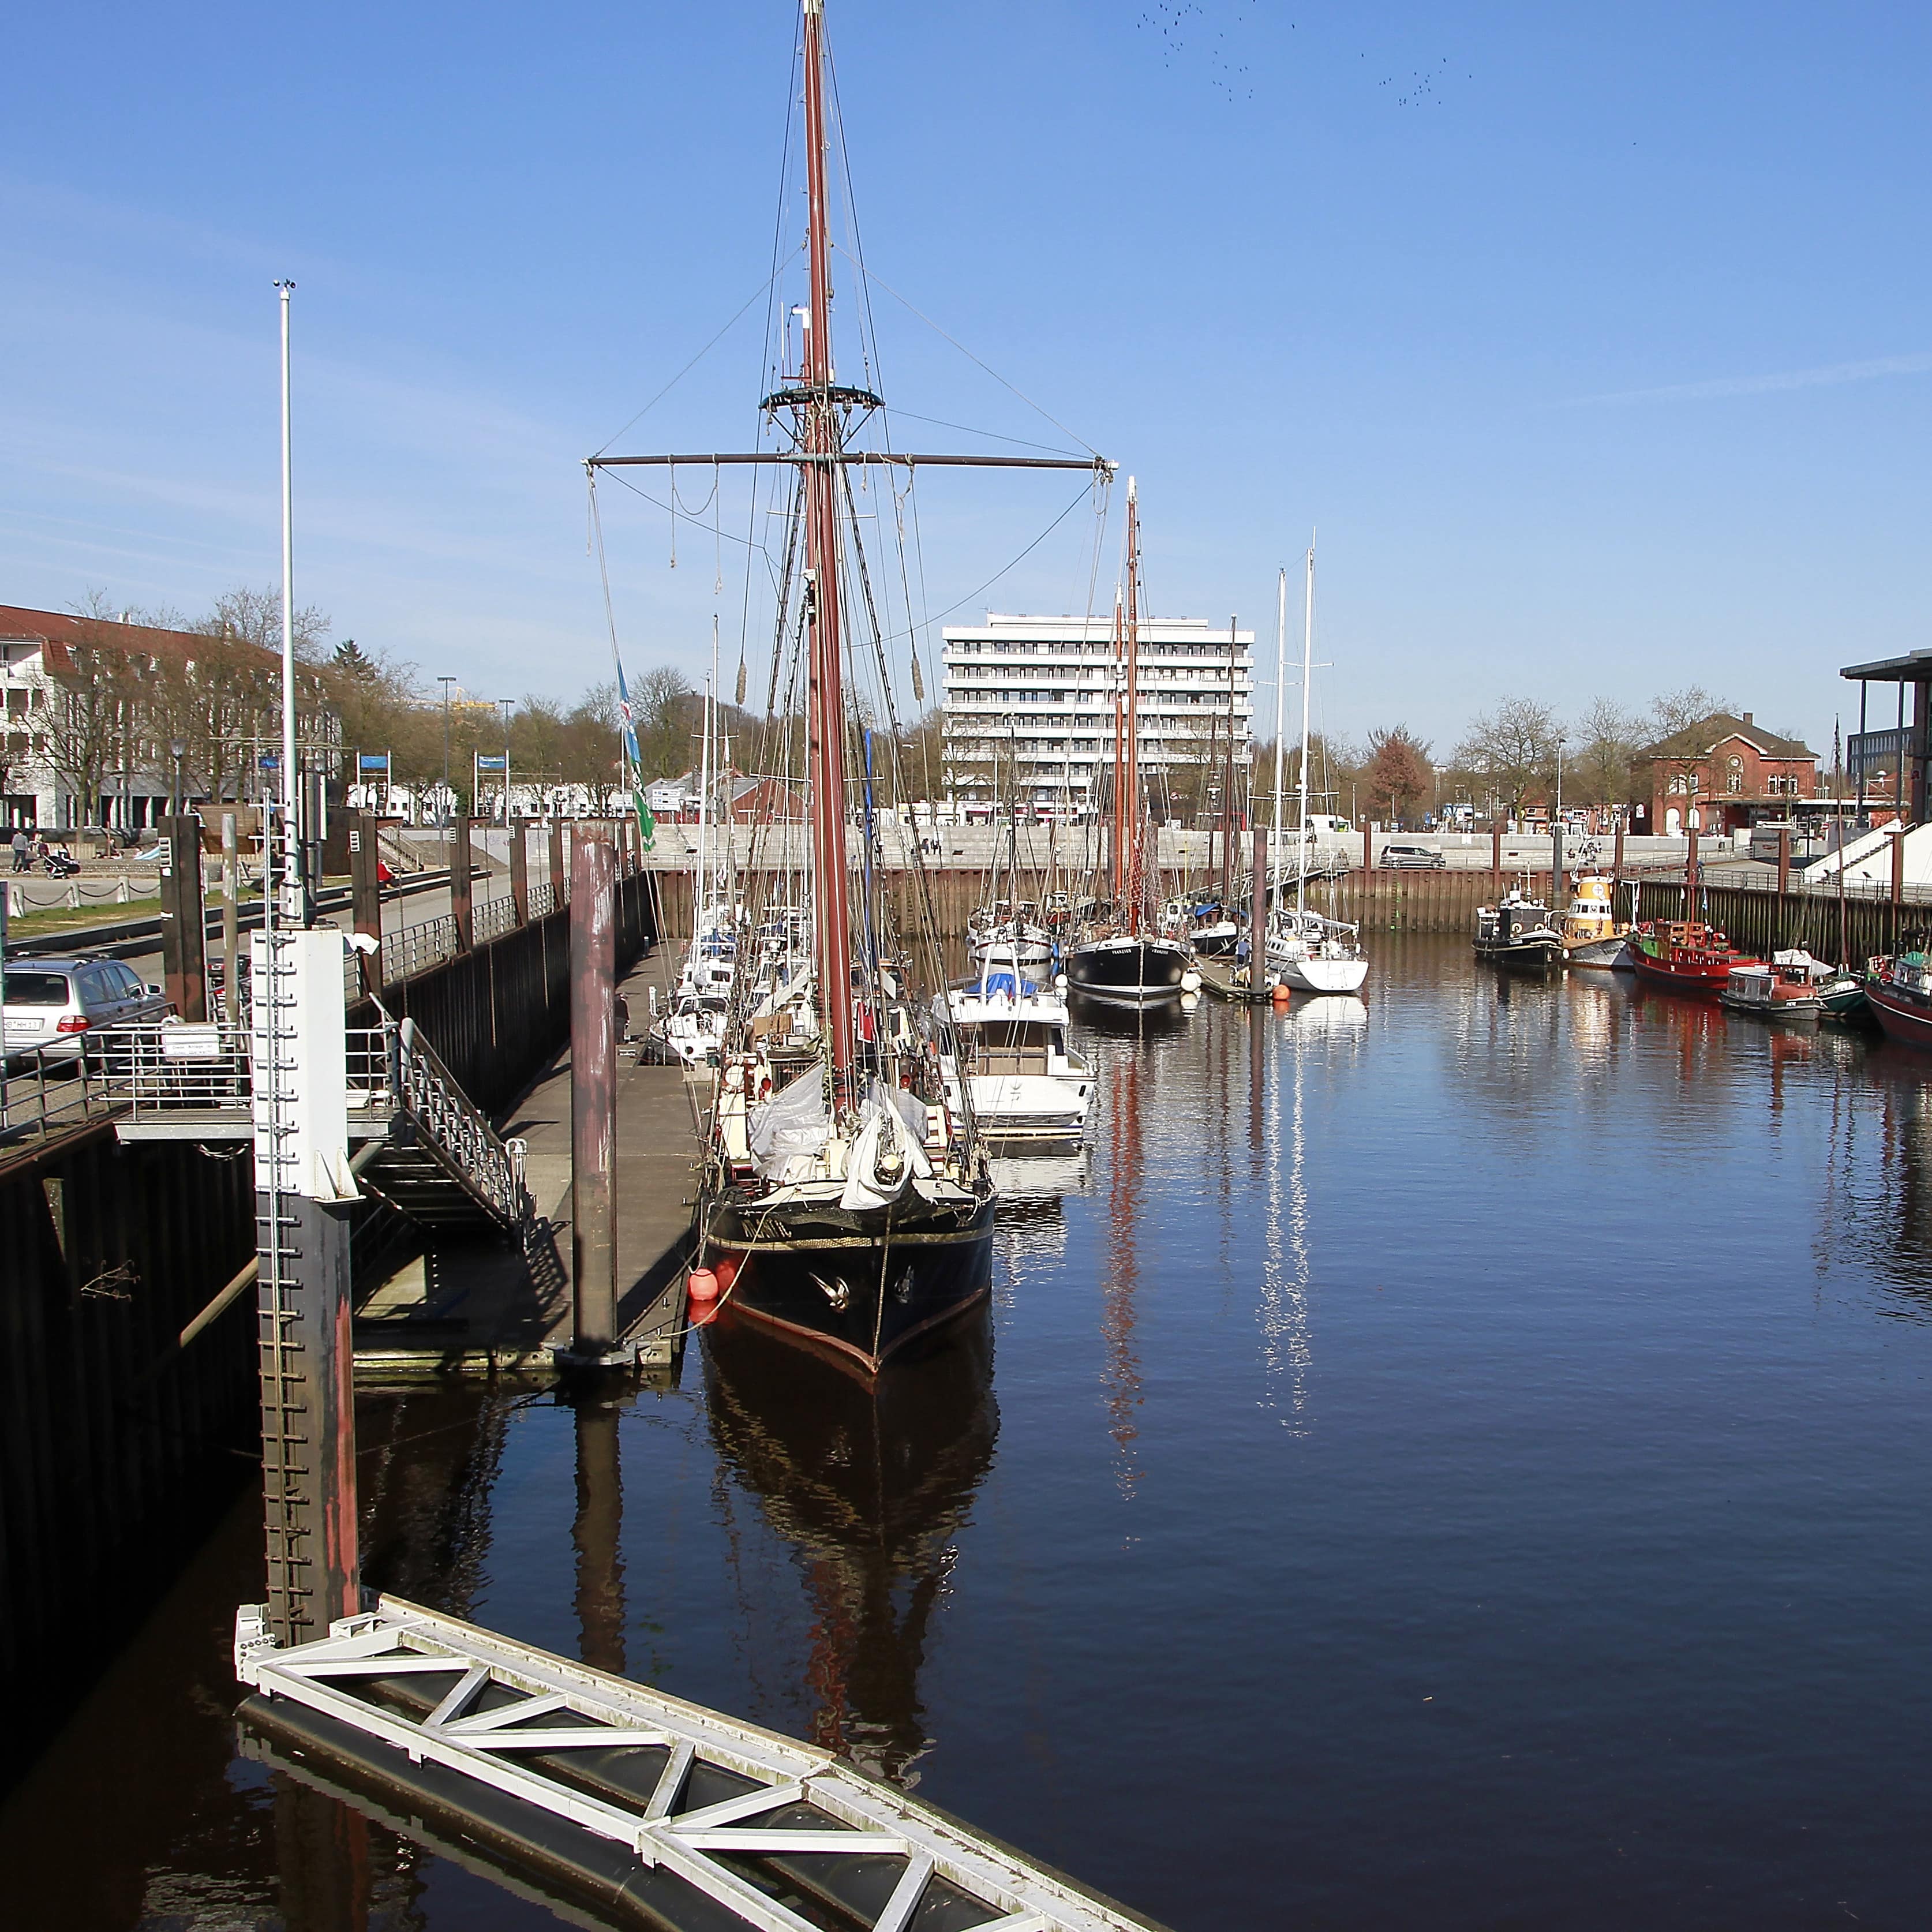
[567,833,619,1363]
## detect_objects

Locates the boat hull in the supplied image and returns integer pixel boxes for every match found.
[1630,953,1732,993]
[1474,938,1562,971]
[1718,990,1821,1022]
[1274,952,1369,994]
[702,1188,995,1376]
[1066,937,1189,1004]
[1864,978,1932,1050]
[1563,934,1630,968]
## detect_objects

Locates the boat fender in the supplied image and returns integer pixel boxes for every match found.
[687,1268,720,1317]
[1272,982,1293,1006]
[1181,969,1203,993]
[1054,972,1069,991]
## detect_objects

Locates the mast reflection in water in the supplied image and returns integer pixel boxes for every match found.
[703,1317,998,1787]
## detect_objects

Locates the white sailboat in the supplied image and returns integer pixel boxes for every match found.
[1267,538,1368,996]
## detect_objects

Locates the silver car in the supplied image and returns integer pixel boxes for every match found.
[3,956,173,1067]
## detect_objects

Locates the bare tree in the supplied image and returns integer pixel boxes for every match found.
[1454,698,1562,824]
[1570,698,1645,807]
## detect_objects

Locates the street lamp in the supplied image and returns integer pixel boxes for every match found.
[439,675,457,825]
[170,737,187,817]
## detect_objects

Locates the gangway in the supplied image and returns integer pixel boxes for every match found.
[235,1597,1166,1932]
[5,1016,531,1240]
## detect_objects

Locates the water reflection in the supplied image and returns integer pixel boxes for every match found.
[702,1319,998,1786]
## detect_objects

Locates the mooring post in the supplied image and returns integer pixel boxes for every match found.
[509,818,530,924]
[567,833,620,1363]
[1492,822,1503,893]
[160,813,208,1021]
[348,810,382,997]
[1686,824,1699,916]
[1613,821,1625,883]
[572,1394,627,1675]
[549,816,566,911]
[1777,826,1791,905]
[253,928,361,1646]
[1551,819,1565,912]
[1892,823,1905,949]
[222,812,241,1026]
[450,815,473,949]
[1251,824,1268,1001]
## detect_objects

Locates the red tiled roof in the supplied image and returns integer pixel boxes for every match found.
[0,604,275,675]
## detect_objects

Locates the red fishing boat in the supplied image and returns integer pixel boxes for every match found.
[1864,948,1932,1048]
[1628,919,1762,994]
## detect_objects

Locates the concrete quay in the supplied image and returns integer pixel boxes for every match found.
[353,953,702,1378]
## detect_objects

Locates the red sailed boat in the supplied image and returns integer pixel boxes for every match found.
[1628,920,1762,994]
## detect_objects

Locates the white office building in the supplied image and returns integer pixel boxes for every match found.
[941,611,1253,809]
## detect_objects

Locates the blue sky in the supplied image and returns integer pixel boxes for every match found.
[5,1,1930,755]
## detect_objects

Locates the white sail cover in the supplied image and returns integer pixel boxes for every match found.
[838,1081,934,1211]
[748,1069,830,1180]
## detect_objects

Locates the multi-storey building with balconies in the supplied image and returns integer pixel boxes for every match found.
[941,611,1252,812]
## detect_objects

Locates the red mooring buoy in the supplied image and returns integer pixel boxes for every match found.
[687,1269,720,1324]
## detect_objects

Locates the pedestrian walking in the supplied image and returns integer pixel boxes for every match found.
[9,828,28,872]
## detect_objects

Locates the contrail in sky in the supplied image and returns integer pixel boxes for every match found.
[1581,350,1932,405]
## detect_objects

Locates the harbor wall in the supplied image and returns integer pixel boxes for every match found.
[0,1124,259,1757]
[2,864,662,1772]
[653,861,1913,961]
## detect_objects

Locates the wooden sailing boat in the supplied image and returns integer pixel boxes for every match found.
[591,0,1109,1375]
[1066,481,1195,1005]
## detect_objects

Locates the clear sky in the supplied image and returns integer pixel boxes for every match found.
[5,1,1930,757]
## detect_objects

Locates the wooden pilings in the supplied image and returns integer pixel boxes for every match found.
[568,834,619,1361]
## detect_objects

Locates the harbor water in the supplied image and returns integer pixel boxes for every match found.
[4,933,1929,1930]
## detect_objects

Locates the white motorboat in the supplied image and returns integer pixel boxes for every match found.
[939,968,1094,1145]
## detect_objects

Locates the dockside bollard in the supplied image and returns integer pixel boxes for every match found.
[567,833,621,1364]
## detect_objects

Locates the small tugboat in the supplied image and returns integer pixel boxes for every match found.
[1718,948,1834,1023]
[1559,874,1632,968]
[1628,919,1760,994]
[1863,935,1932,1047]
[1474,888,1563,970]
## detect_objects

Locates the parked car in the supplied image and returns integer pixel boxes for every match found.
[1378,843,1447,870]
[2,956,172,1068]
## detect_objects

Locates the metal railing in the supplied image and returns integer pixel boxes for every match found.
[392,1018,530,1231]
[0,1038,122,1145]
[474,894,519,946]
[387,913,460,983]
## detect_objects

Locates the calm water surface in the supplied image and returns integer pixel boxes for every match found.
[6,934,1930,1930]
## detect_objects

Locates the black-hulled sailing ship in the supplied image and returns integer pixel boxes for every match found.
[1066,480,1192,1005]
[593,0,1110,1376]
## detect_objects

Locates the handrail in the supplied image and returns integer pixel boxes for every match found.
[394,1017,532,1233]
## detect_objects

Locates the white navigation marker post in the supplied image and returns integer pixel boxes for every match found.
[252,927,361,1646]
[274,279,305,929]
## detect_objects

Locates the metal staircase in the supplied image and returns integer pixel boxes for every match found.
[354,1019,531,1240]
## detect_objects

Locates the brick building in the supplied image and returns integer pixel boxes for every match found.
[1628,712,1819,836]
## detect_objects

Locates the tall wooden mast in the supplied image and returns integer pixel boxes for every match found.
[1110,583,1125,905]
[800,0,856,1088]
[1124,478,1143,920]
